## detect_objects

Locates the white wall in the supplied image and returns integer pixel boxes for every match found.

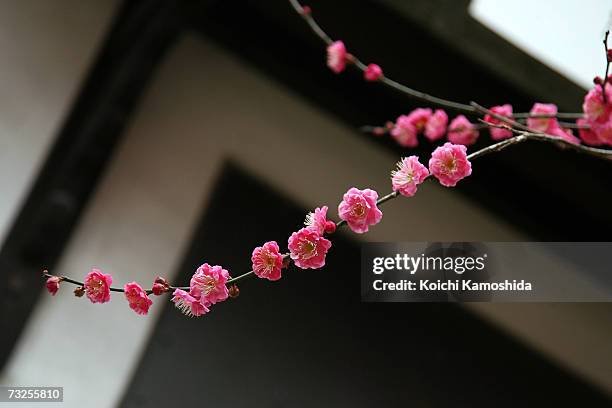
[471,0,611,89]
[0,0,119,245]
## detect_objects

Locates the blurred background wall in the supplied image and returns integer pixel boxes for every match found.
[0,1,611,407]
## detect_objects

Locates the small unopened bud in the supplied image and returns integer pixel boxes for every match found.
[74,286,85,297]
[594,76,603,85]
[324,220,337,234]
[301,5,311,15]
[228,284,240,298]
[385,121,394,129]
[152,283,167,296]
[154,276,168,285]
[607,49,612,62]
[372,127,386,136]
[282,257,291,269]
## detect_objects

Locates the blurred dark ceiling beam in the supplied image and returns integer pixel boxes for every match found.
[0,0,184,370]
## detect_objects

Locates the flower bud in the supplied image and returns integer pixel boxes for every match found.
[74,286,85,297]
[607,48,612,62]
[228,284,240,298]
[152,283,167,296]
[324,220,337,234]
[282,257,291,269]
[154,276,168,285]
[594,76,603,85]
[301,5,311,15]
[372,127,386,136]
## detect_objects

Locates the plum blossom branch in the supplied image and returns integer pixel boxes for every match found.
[288,0,584,120]
[470,102,612,160]
[42,2,612,319]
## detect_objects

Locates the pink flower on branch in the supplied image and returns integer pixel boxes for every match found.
[338,187,383,233]
[46,276,61,296]
[424,109,448,141]
[124,282,153,315]
[288,227,331,269]
[252,241,284,281]
[583,83,612,124]
[364,63,383,81]
[391,156,429,197]
[172,289,209,317]
[84,268,112,304]
[326,41,347,73]
[447,115,479,146]
[190,263,230,305]
[429,143,472,187]
[391,115,418,147]
[527,103,559,134]
[406,108,432,133]
[582,84,612,145]
[484,104,513,140]
[305,206,336,235]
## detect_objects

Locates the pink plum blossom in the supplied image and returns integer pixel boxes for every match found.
[391,115,418,147]
[305,206,336,234]
[484,104,513,140]
[172,289,209,317]
[338,187,383,233]
[406,108,432,132]
[527,103,559,134]
[46,276,61,296]
[429,143,472,187]
[326,41,347,74]
[582,84,612,144]
[583,83,612,123]
[576,118,602,145]
[364,64,383,81]
[84,268,112,304]
[251,241,284,281]
[424,109,448,141]
[288,227,332,269]
[447,115,479,145]
[190,263,230,305]
[391,156,429,197]
[305,206,328,234]
[124,282,153,315]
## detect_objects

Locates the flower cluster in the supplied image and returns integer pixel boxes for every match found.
[172,263,231,317]
[44,140,474,318]
[387,108,479,147]
[44,268,160,316]
[383,102,591,149]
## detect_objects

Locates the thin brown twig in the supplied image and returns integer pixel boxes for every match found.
[602,30,610,104]
[288,0,584,120]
